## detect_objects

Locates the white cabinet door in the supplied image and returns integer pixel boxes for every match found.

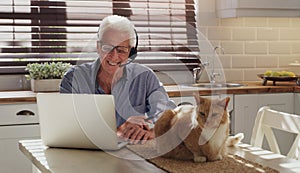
[234,93,294,155]
[294,93,300,115]
[258,93,294,113]
[0,125,40,173]
[233,94,258,143]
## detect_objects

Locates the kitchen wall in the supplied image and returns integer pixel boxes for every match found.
[197,0,300,82]
[2,1,300,90]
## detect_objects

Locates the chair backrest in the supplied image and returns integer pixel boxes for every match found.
[251,106,300,160]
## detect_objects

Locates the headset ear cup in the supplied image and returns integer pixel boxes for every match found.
[129,47,137,61]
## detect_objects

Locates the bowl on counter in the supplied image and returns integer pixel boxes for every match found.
[257,74,300,86]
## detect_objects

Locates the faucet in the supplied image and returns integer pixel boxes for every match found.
[210,46,225,84]
[193,61,209,83]
[193,46,225,84]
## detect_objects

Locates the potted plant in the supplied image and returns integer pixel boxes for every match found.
[25,62,72,92]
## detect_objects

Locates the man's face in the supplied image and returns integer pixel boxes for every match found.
[98,29,131,75]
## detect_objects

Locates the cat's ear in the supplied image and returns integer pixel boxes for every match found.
[193,92,204,105]
[218,97,230,110]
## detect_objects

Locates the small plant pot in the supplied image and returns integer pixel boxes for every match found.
[30,79,62,92]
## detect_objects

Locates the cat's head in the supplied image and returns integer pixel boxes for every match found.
[194,95,230,129]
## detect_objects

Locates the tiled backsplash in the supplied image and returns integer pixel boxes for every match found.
[197,0,300,82]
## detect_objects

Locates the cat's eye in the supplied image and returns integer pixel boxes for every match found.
[200,112,205,116]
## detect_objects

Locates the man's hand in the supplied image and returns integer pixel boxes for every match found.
[117,116,155,144]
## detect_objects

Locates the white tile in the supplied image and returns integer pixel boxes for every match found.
[223,69,244,81]
[245,42,268,54]
[268,18,291,27]
[256,56,279,68]
[232,28,256,40]
[291,18,300,27]
[244,18,268,27]
[207,27,231,40]
[257,28,279,41]
[219,55,231,68]
[244,69,268,81]
[220,18,244,26]
[280,28,300,40]
[269,42,291,54]
[221,41,244,54]
[292,42,300,54]
[279,55,300,67]
[232,56,255,68]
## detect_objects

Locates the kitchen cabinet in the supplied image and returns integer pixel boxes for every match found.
[216,0,300,18]
[294,93,300,115]
[233,93,295,155]
[0,103,40,173]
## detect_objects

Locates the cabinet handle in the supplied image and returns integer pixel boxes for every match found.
[16,110,35,116]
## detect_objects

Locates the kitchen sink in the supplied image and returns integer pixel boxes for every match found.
[182,83,246,88]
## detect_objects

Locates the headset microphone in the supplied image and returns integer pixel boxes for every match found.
[119,29,138,67]
[119,58,134,67]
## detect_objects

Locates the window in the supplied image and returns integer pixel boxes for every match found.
[0,0,200,74]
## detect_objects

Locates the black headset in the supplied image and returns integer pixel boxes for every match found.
[128,29,138,62]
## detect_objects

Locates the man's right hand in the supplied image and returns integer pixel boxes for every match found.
[117,116,155,144]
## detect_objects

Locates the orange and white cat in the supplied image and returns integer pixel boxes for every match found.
[154,95,244,162]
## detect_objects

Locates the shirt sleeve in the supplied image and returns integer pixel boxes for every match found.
[59,68,75,93]
[145,72,177,123]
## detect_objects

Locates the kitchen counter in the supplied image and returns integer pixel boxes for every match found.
[19,139,300,173]
[0,81,299,103]
[0,91,36,104]
[165,81,298,97]
[19,139,166,173]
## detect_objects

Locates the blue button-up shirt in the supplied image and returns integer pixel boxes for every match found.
[60,58,176,127]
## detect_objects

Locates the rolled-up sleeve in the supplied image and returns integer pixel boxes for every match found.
[147,85,176,122]
[145,72,176,122]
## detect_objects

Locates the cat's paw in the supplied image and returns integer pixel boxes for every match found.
[211,155,222,161]
[227,133,244,147]
[193,156,207,163]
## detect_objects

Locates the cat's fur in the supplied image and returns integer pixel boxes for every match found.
[154,95,243,162]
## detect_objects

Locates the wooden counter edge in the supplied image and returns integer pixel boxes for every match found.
[1,83,300,103]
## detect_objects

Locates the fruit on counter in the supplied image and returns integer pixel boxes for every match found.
[264,70,296,77]
[264,70,272,76]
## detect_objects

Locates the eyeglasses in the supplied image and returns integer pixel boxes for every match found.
[100,42,130,54]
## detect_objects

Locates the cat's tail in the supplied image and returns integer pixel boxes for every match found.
[226,133,244,147]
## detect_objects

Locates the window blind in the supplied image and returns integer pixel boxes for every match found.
[0,0,200,74]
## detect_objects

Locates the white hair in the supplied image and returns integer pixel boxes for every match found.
[97,15,136,47]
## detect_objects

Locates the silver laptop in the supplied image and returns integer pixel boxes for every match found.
[37,93,127,150]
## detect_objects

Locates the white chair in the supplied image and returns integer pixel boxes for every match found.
[251,106,300,160]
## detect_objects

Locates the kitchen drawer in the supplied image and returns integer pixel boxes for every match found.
[0,103,38,125]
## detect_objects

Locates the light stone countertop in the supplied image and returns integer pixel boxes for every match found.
[20,139,300,173]
[19,139,166,173]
